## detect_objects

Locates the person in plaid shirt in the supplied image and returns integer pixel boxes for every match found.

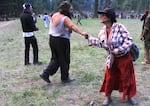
[87,8,138,106]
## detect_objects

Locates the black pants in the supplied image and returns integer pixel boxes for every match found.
[44,36,70,81]
[24,36,38,64]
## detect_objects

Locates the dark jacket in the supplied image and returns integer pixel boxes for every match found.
[143,15,150,41]
[20,11,38,32]
[141,14,148,30]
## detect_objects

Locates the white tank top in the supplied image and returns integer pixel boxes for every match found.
[49,16,71,39]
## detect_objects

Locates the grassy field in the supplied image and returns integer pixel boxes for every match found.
[0,18,150,106]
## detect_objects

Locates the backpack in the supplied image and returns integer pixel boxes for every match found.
[130,43,139,61]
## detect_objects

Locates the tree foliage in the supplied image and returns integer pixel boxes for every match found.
[0,0,150,20]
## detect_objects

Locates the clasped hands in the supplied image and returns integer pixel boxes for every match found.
[81,32,89,39]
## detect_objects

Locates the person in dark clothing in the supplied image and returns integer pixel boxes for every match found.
[20,3,42,65]
[140,14,150,64]
[77,14,82,25]
[141,10,149,30]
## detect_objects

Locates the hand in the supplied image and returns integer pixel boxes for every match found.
[84,34,89,39]
[111,48,118,54]
[81,32,89,39]
[140,36,144,41]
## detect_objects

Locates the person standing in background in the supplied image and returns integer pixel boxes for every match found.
[140,13,150,64]
[32,12,37,24]
[43,13,49,28]
[77,13,82,25]
[20,3,42,65]
[141,10,149,30]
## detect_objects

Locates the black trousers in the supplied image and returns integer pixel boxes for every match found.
[24,36,39,64]
[44,36,70,81]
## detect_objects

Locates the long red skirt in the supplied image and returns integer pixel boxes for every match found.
[100,52,136,100]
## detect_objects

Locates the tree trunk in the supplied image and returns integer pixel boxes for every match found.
[93,0,98,18]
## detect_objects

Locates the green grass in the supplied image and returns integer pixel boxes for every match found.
[0,18,146,106]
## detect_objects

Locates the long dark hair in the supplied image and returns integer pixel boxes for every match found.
[58,1,72,19]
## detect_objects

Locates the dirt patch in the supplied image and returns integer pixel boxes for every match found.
[8,80,43,92]
[0,20,15,29]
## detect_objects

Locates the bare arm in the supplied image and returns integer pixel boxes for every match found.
[64,17,86,36]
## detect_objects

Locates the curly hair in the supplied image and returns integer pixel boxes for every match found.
[58,1,72,18]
